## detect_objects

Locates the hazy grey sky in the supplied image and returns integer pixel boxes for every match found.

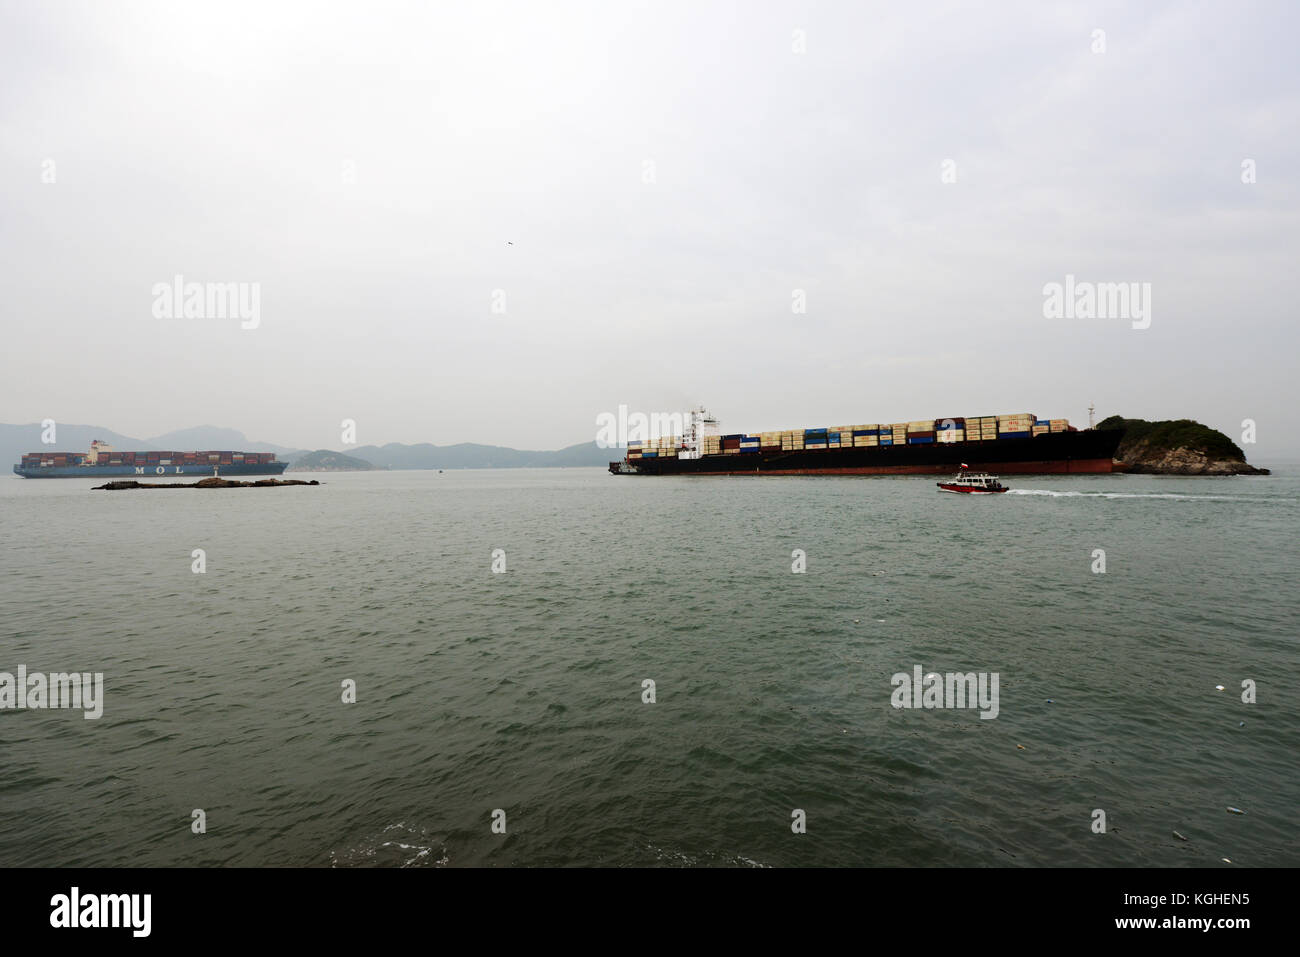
[2,1,1297,457]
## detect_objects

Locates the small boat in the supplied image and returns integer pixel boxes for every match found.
[937,466,1008,494]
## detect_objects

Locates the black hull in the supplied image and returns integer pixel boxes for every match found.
[613,430,1123,476]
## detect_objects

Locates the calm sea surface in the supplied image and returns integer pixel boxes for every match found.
[1,467,1296,867]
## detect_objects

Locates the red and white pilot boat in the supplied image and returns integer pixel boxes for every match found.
[936,465,1008,494]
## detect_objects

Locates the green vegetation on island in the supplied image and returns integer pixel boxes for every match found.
[1098,416,1268,475]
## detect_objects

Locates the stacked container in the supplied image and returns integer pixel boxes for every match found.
[852,425,879,447]
[936,417,965,443]
[906,420,936,445]
[997,413,1034,439]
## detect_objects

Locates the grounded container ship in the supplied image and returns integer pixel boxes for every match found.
[609,408,1123,476]
[13,440,288,478]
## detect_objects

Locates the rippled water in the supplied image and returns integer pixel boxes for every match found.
[1,467,1296,867]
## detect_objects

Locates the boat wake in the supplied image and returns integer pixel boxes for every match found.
[1007,489,1255,501]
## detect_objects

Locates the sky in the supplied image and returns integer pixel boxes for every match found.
[1,0,1297,459]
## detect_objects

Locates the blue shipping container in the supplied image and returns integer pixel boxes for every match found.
[908,436,935,444]
[804,428,827,434]
[1000,431,1031,439]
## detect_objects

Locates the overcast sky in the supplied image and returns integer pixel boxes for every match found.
[2,0,1296,458]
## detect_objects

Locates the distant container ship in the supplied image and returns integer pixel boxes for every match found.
[13,440,288,478]
[609,408,1124,476]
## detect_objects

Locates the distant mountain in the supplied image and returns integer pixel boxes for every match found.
[346,440,626,469]
[3,423,622,473]
[289,450,377,472]
[0,423,150,473]
[145,426,304,459]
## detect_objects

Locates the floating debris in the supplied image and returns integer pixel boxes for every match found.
[1226,807,1246,815]
[852,619,860,624]
[1222,858,1232,863]
[1046,699,1054,704]
[1215,685,1225,691]
[1016,744,1026,750]
[1172,830,1188,841]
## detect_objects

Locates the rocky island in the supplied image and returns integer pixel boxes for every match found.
[1101,416,1269,475]
[94,477,321,490]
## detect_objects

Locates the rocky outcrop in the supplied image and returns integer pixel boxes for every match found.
[94,478,321,489]
[1100,416,1269,475]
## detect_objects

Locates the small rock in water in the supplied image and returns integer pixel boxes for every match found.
[1172,830,1188,841]
[1226,807,1246,815]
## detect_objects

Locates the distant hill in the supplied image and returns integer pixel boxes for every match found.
[145,425,304,459]
[0,423,151,472]
[289,450,377,472]
[345,440,626,469]
[3,423,623,473]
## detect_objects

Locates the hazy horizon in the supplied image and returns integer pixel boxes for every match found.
[3,1,1297,460]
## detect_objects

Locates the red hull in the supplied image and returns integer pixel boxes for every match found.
[937,483,1008,494]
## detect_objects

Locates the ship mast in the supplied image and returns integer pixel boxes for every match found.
[1088,403,1095,429]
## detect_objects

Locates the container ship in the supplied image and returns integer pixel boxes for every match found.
[13,440,289,478]
[609,409,1123,476]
